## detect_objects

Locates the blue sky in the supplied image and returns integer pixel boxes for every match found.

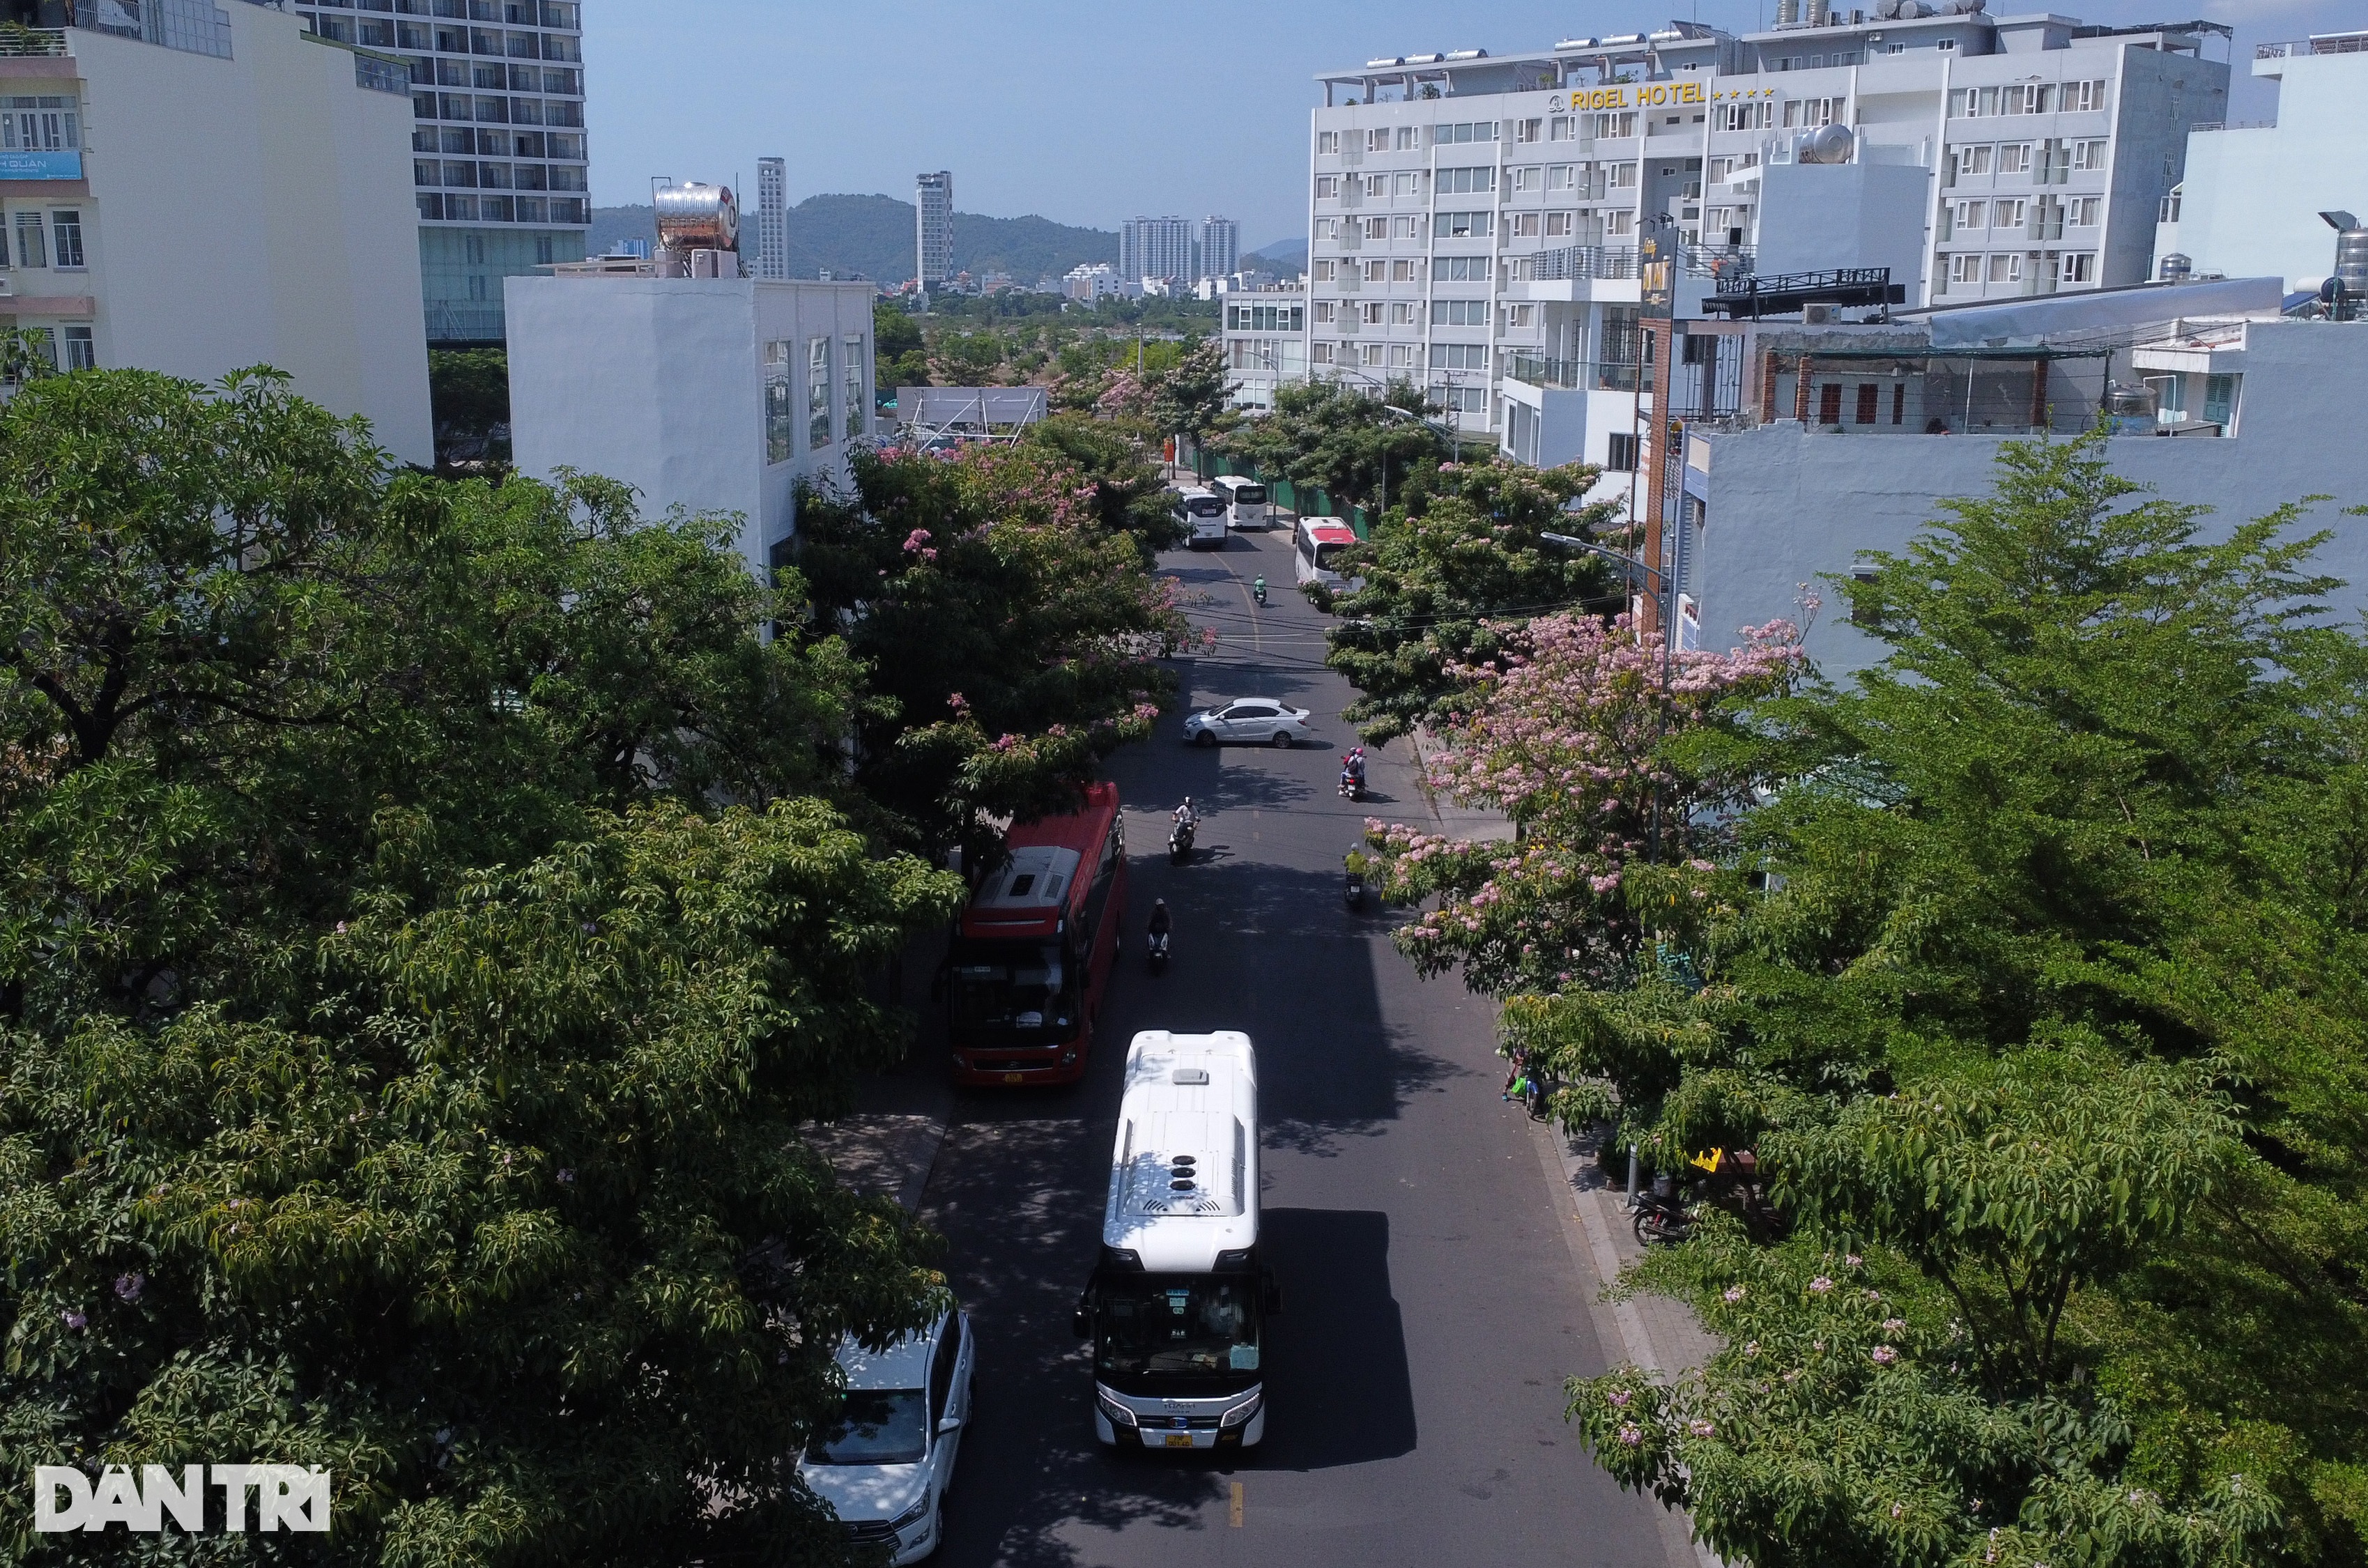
[585,0,2351,247]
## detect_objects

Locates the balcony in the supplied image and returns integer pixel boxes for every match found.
[1506,353,1650,393]
[2258,34,2368,57]
[1531,246,1643,282]
[0,29,66,55]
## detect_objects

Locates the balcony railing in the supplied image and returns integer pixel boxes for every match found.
[1531,246,1642,281]
[1505,353,1651,393]
[0,26,66,55]
[2259,35,2368,57]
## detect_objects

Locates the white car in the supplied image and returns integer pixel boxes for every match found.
[1182,698,1313,748]
[799,1307,975,1565]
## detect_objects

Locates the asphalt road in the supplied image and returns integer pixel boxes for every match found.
[861,528,1681,1568]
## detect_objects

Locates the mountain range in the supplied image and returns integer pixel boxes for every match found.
[590,194,1118,283]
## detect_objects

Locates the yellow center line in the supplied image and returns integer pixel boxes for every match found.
[1229,1480,1244,1528]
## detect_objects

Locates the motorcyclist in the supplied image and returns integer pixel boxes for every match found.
[1252,574,1268,605]
[1146,898,1173,946]
[1174,797,1198,831]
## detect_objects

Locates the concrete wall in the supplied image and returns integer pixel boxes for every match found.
[1755,162,1933,290]
[1692,320,2368,676]
[506,275,876,575]
[2165,51,2368,293]
[31,11,433,463]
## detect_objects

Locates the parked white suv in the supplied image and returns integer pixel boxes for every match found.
[799,1307,975,1564]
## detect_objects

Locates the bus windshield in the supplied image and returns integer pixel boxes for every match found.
[1230,485,1266,506]
[1093,1273,1263,1394]
[1184,497,1225,517]
[951,941,1074,1032]
[1313,541,1349,571]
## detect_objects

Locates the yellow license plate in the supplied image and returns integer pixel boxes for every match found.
[1004,1073,1024,1084]
[1164,1433,1194,1449]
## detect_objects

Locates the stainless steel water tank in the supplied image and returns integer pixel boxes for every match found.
[2158,252,2192,282]
[655,182,739,253]
[1799,123,1854,164]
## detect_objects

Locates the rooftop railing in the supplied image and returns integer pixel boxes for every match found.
[2257,35,2368,58]
[0,26,66,55]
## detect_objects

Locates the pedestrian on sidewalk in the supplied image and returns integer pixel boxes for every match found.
[1501,1043,1530,1102]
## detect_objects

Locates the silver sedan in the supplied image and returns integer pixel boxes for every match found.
[1182,698,1313,748]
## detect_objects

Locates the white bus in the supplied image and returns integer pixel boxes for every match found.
[1172,486,1229,550]
[1210,475,1273,531]
[1075,1031,1273,1451]
[1293,516,1362,592]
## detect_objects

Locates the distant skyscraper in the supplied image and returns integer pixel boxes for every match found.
[916,171,954,286]
[755,157,788,280]
[1120,215,1194,284]
[1198,216,1240,282]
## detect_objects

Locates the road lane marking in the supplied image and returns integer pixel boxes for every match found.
[1229,1481,1244,1528]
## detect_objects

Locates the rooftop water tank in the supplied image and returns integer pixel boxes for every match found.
[1798,123,1854,164]
[654,181,739,254]
[2158,252,2192,282]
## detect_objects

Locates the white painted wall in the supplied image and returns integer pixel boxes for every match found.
[1755,163,1933,290]
[505,275,876,576]
[2162,49,2368,293]
[29,10,433,462]
[1692,320,2368,676]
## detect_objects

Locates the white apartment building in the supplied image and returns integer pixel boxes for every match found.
[292,0,589,344]
[1061,261,1139,302]
[754,155,787,280]
[916,171,952,286]
[1305,14,2229,487]
[506,270,877,578]
[1120,215,1192,286]
[0,0,431,462]
[2154,29,2368,292]
[1218,283,1306,410]
[1198,215,1240,282]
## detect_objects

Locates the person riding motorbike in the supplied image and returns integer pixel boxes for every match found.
[1252,574,1268,606]
[1146,898,1173,955]
[1174,797,1198,831]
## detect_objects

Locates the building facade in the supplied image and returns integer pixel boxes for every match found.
[1305,15,2229,479]
[506,271,877,577]
[754,155,787,280]
[294,0,589,344]
[2153,29,2368,292]
[1120,214,1192,286]
[0,1,431,461]
[1197,215,1239,282]
[916,170,952,286]
[1219,284,1307,410]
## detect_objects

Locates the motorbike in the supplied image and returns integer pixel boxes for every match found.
[1524,1070,1553,1121]
[1338,765,1364,801]
[1344,870,1367,911]
[1631,1176,1692,1246]
[1147,928,1170,974]
[1169,817,1195,865]
[1252,578,1268,608]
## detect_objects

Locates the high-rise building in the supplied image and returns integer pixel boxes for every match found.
[916,170,953,286]
[755,157,788,280]
[0,3,433,461]
[1198,216,1240,282]
[295,0,592,345]
[1120,215,1194,286]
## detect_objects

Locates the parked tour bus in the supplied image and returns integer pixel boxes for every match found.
[1210,475,1272,530]
[1075,1031,1274,1450]
[1173,486,1230,550]
[944,783,1126,1086]
[1292,516,1362,592]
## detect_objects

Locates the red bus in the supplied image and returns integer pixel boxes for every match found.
[946,782,1128,1086]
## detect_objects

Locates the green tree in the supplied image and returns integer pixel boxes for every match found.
[0,369,959,1565]
[1215,376,1442,515]
[1022,413,1186,549]
[1325,459,1620,741]
[874,302,929,396]
[427,348,509,436]
[1146,338,1238,461]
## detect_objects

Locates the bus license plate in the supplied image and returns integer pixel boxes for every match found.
[1004,1073,1024,1084]
[1164,1433,1194,1449]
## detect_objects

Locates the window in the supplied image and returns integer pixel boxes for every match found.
[13,210,44,268]
[2001,83,2054,115]
[1509,212,1541,238]
[1782,97,1843,129]
[1390,259,1417,282]
[1390,215,1417,238]
[1953,199,1987,231]
[1546,210,1574,237]
[1958,144,1993,177]
[1312,341,1336,364]
[1719,100,1772,131]
[1360,300,1384,324]
[1361,258,1387,282]
[2070,139,2107,172]
[1437,166,1495,194]
[1433,121,1497,144]
[1317,130,1340,154]
[1390,301,1416,325]
[1387,342,1417,368]
[1992,198,2027,233]
[1314,217,1339,242]
[1511,166,1541,193]
[1431,299,1489,326]
[0,95,79,154]
[1546,164,1575,192]
[2203,372,2236,428]
[1948,254,1982,284]
[1392,171,1418,197]
[764,340,793,463]
[1362,216,1387,239]
[1359,342,1385,367]
[1606,432,1639,470]
[1396,125,1418,150]
[1953,86,2001,118]
[1435,384,1488,414]
[1998,143,2031,176]
[1430,342,1488,369]
[2060,251,2097,282]
[1988,252,2022,283]
[1435,256,1490,281]
[62,323,91,371]
[1312,259,1335,281]
[1590,110,1637,139]
[1610,162,1638,189]
[2063,79,2108,114]
[1364,172,1387,199]
[1313,300,1336,323]
[1366,128,1390,153]
[2069,196,2100,227]
[1605,209,1635,237]
[1436,211,1491,238]
[1314,174,1339,199]
[1854,383,1879,424]
[1514,116,1542,143]
[1548,114,1576,141]
[807,338,832,448]
[843,335,865,440]
[1502,302,1537,328]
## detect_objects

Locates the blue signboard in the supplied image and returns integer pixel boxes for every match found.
[0,150,81,180]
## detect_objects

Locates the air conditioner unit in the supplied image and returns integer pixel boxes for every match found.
[0,277,14,298]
